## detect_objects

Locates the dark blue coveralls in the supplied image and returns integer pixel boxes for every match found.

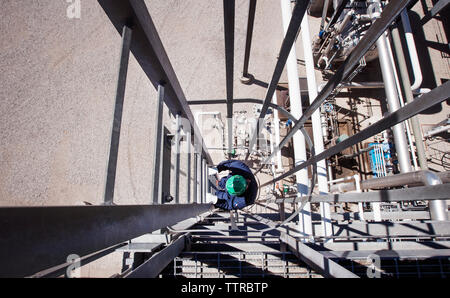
[211,160,257,211]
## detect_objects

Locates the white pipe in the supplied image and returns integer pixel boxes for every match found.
[272,93,283,172]
[401,10,423,92]
[300,10,333,242]
[375,8,413,174]
[354,174,366,221]
[269,128,276,175]
[281,0,312,241]
[385,35,419,170]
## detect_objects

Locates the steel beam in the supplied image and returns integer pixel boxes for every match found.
[223,0,235,157]
[188,98,297,122]
[246,0,309,158]
[261,80,450,187]
[280,232,359,278]
[431,0,450,17]
[30,243,127,278]
[284,221,450,238]
[274,184,450,204]
[320,249,450,260]
[98,0,212,165]
[259,0,411,173]
[125,234,188,278]
[0,204,211,277]
[242,0,257,78]
[316,241,450,251]
[104,25,133,205]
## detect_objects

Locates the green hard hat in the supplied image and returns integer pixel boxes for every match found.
[226,175,247,196]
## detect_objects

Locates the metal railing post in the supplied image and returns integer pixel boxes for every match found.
[104,25,133,205]
[193,153,198,204]
[152,84,165,204]
[186,131,192,203]
[174,114,181,203]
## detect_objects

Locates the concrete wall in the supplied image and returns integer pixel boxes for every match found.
[0,0,287,206]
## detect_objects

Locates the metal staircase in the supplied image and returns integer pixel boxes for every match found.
[159,211,322,278]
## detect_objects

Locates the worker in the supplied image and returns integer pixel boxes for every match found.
[206,160,257,210]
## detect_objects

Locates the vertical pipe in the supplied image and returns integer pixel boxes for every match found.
[242,0,257,79]
[422,172,448,221]
[354,174,367,221]
[385,36,419,170]
[376,33,412,174]
[280,0,311,239]
[271,93,283,171]
[300,14,333,241]
[152,84,165,204]
[391,25,428,171]
[319,0,331,32]
[174,114,181,204]
[104,25,132,205]
[400,10,423,92]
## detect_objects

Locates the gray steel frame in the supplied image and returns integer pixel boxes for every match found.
[261,80,450,187]
[98,0,212,164]
[125,234,189,278]
[0,204,211,277]
[272,184,450,204]
[258,0,412,174]
[104,25,133,205]
[246,0,310,158]
[280,232,359,278]
[188,98,298,123]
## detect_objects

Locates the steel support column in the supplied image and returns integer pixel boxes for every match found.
[104,25,132,205]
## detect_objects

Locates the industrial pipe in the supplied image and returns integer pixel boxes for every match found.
[301,12,333,240]
[280,0,311,238]
[400,10,423,92]
[391,24,429,171]
[329,170,449,221]
[376,28,413,174]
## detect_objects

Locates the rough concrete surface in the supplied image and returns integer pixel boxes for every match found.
[0,0,283,206]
